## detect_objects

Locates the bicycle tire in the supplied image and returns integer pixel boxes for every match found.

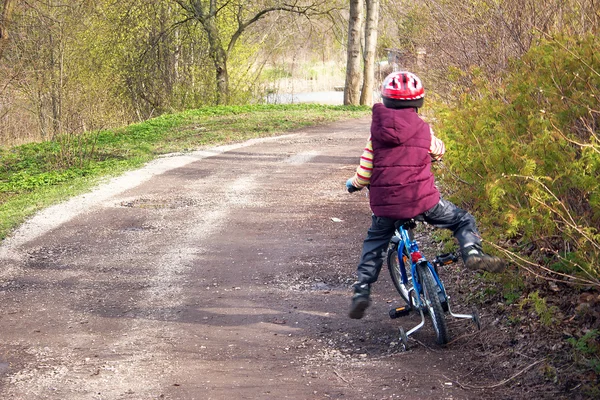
[417,262,449,345]
[387,246,412,306]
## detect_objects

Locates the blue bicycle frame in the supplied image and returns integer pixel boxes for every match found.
[397,224,447,307]
[390,221,478,345]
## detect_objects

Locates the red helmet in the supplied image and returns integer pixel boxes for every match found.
[381,71,425,109]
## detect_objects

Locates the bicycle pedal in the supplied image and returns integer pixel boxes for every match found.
[389,305,411,319]
[433,252,459,268]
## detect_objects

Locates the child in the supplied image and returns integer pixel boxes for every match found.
[346,71,505,320]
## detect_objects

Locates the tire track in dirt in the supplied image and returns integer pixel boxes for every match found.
[0,119,517,399]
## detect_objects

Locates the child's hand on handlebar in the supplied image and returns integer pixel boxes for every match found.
[346,178,361,193]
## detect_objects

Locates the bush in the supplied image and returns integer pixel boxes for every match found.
[435,33,600,281]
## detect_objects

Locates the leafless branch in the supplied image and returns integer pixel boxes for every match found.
[486,240,600,288]
[444,359,545,390]
[549,120,600,155]
[534,26,600,78]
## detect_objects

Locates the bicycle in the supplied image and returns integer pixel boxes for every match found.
[386,219,480,350]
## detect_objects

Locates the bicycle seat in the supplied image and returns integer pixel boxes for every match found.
[400,219,417,230]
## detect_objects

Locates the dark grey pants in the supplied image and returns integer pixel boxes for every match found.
[356,198,481,284]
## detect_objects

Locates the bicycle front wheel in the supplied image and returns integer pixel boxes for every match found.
[417,263,449,345]
[387,246,412,306]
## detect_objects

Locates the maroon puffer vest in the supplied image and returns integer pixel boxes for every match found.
[369,104,440,219]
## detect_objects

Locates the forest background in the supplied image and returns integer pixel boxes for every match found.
[1,0,599,394]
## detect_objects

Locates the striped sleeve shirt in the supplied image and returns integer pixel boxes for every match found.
[349,128,445,189]
[349,135,374,188]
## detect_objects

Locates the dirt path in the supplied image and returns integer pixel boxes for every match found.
[1,119,518,399]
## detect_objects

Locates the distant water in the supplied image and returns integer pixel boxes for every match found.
[264,91,344,105]
[264,90,380,106]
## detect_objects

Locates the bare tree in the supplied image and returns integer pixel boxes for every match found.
[360,0,379,105]
[0,0,16,60]
[344,0,363,105]
[407,0,600,94]
[173,0,332,105]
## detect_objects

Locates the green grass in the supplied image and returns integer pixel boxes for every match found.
[0,104,370,240]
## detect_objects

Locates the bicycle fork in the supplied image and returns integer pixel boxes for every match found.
[391,261,481,345]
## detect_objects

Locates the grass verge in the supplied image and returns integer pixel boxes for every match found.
[0,104,370,240]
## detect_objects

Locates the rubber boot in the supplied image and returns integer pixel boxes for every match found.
[349,283,371,319]
[462,245,506,273]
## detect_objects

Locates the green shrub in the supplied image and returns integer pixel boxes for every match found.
[567,329,600,374]
[520,291,559,326]
[435,33,600,280]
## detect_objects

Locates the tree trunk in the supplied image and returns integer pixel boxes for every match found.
[173,0,329,106]
[201,15,230,105]
[0,0,17,60]
[213,46,229,105]
[344,0,364,106]
[360,0,379,106]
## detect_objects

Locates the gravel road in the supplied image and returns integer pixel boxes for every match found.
[1,118,507,399]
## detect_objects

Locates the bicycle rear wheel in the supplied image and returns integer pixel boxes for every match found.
[387,245,412,306]
[417,263,449,345]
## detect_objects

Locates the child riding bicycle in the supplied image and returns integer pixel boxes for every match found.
[346,71,506,320]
